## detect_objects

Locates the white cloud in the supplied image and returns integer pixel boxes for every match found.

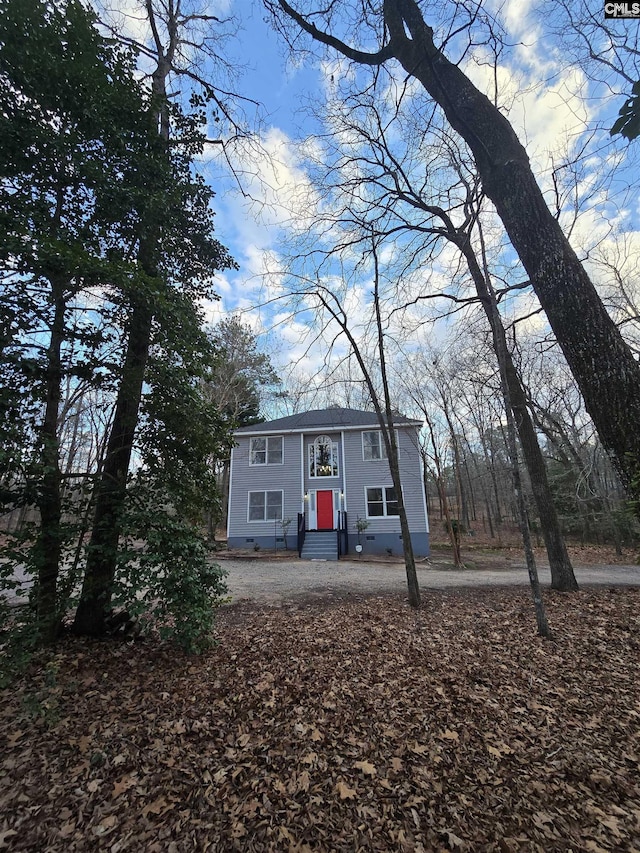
[218,127,322,238]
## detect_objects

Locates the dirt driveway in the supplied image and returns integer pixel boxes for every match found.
[219,552,640,606]
[4,549,637,608]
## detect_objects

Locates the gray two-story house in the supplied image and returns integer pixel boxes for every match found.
[226,408,429,559]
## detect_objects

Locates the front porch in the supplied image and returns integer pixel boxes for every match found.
[298,511,348,559]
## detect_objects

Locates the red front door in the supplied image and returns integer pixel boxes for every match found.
[317,490,334,530]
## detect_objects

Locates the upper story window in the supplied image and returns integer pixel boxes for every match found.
[250,435,283,465]
[309,435,339,478]
[362,430,387,461]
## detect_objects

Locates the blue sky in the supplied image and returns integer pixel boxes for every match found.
[200,2,639,392]
[105,0,640,404]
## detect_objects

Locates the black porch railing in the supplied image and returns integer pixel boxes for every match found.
[337,510,348,557]
[297,512,306,557]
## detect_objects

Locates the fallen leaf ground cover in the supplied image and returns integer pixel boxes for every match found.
[1,587,639,852]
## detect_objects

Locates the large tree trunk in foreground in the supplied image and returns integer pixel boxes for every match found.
[73,47,171,636]
[384,0,640,509]
[72,301,152,635]
[277,0,640,510]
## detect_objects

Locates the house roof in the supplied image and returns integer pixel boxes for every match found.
[234,407,422,436]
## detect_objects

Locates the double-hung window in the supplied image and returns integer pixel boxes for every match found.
[248,490,283,522]
[250,436,283,465]
[362,430,387,461]
[366,486,399,517]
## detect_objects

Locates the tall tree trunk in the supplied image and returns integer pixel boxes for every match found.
[461,234,578,591]
[383,0,640,508]
[423,413,463,567]
[503,393,551,637]
[206,457,230,543]
[72,300,152,635]
[484,498,495,539]
[388,443,421,605]
[311,244,422,606]
[473,252,553,634]
[371,249,420,607]
[442,403,470,531]
[462,455,476,523]
[33,277,66,643]
[73,44,172,635]
[484,433,504,527]
[468,448,496,539]
[503,349,578,590]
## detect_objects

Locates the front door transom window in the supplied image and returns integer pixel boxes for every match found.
[309,435,338,478]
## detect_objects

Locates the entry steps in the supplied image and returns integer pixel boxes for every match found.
[301,530,338,561]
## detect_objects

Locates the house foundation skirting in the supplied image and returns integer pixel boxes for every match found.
[227,535,294,552]
[349,532,429,558]
[227,531,430,558]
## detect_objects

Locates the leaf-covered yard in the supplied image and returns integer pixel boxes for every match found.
[1,587,639,852]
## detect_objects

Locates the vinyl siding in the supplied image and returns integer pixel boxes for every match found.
[342,427,428,537]
[227,433,302,543]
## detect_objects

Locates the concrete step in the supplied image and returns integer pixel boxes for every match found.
[301,532,338,560]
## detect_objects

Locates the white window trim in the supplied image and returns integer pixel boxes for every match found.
[247,489,284,523]
[364,485,401,519]
[249,435,284,466]
[309,434,339,479]
[361,430,399,462]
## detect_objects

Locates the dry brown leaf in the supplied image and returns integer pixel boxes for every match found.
[443,828,467,850]
[600,816,622,837]
[2,588,639,853]
[354,760,376,776]
[6,730,24,746]
[278,826,296,843]
[532,811,553,830]
[230,821,246,839]
[142,797,169,819]
[335,781,357,800]
[112,775,136,798]
[0,830,17,850]
[92,815,118,837]
[441,729,459,742]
